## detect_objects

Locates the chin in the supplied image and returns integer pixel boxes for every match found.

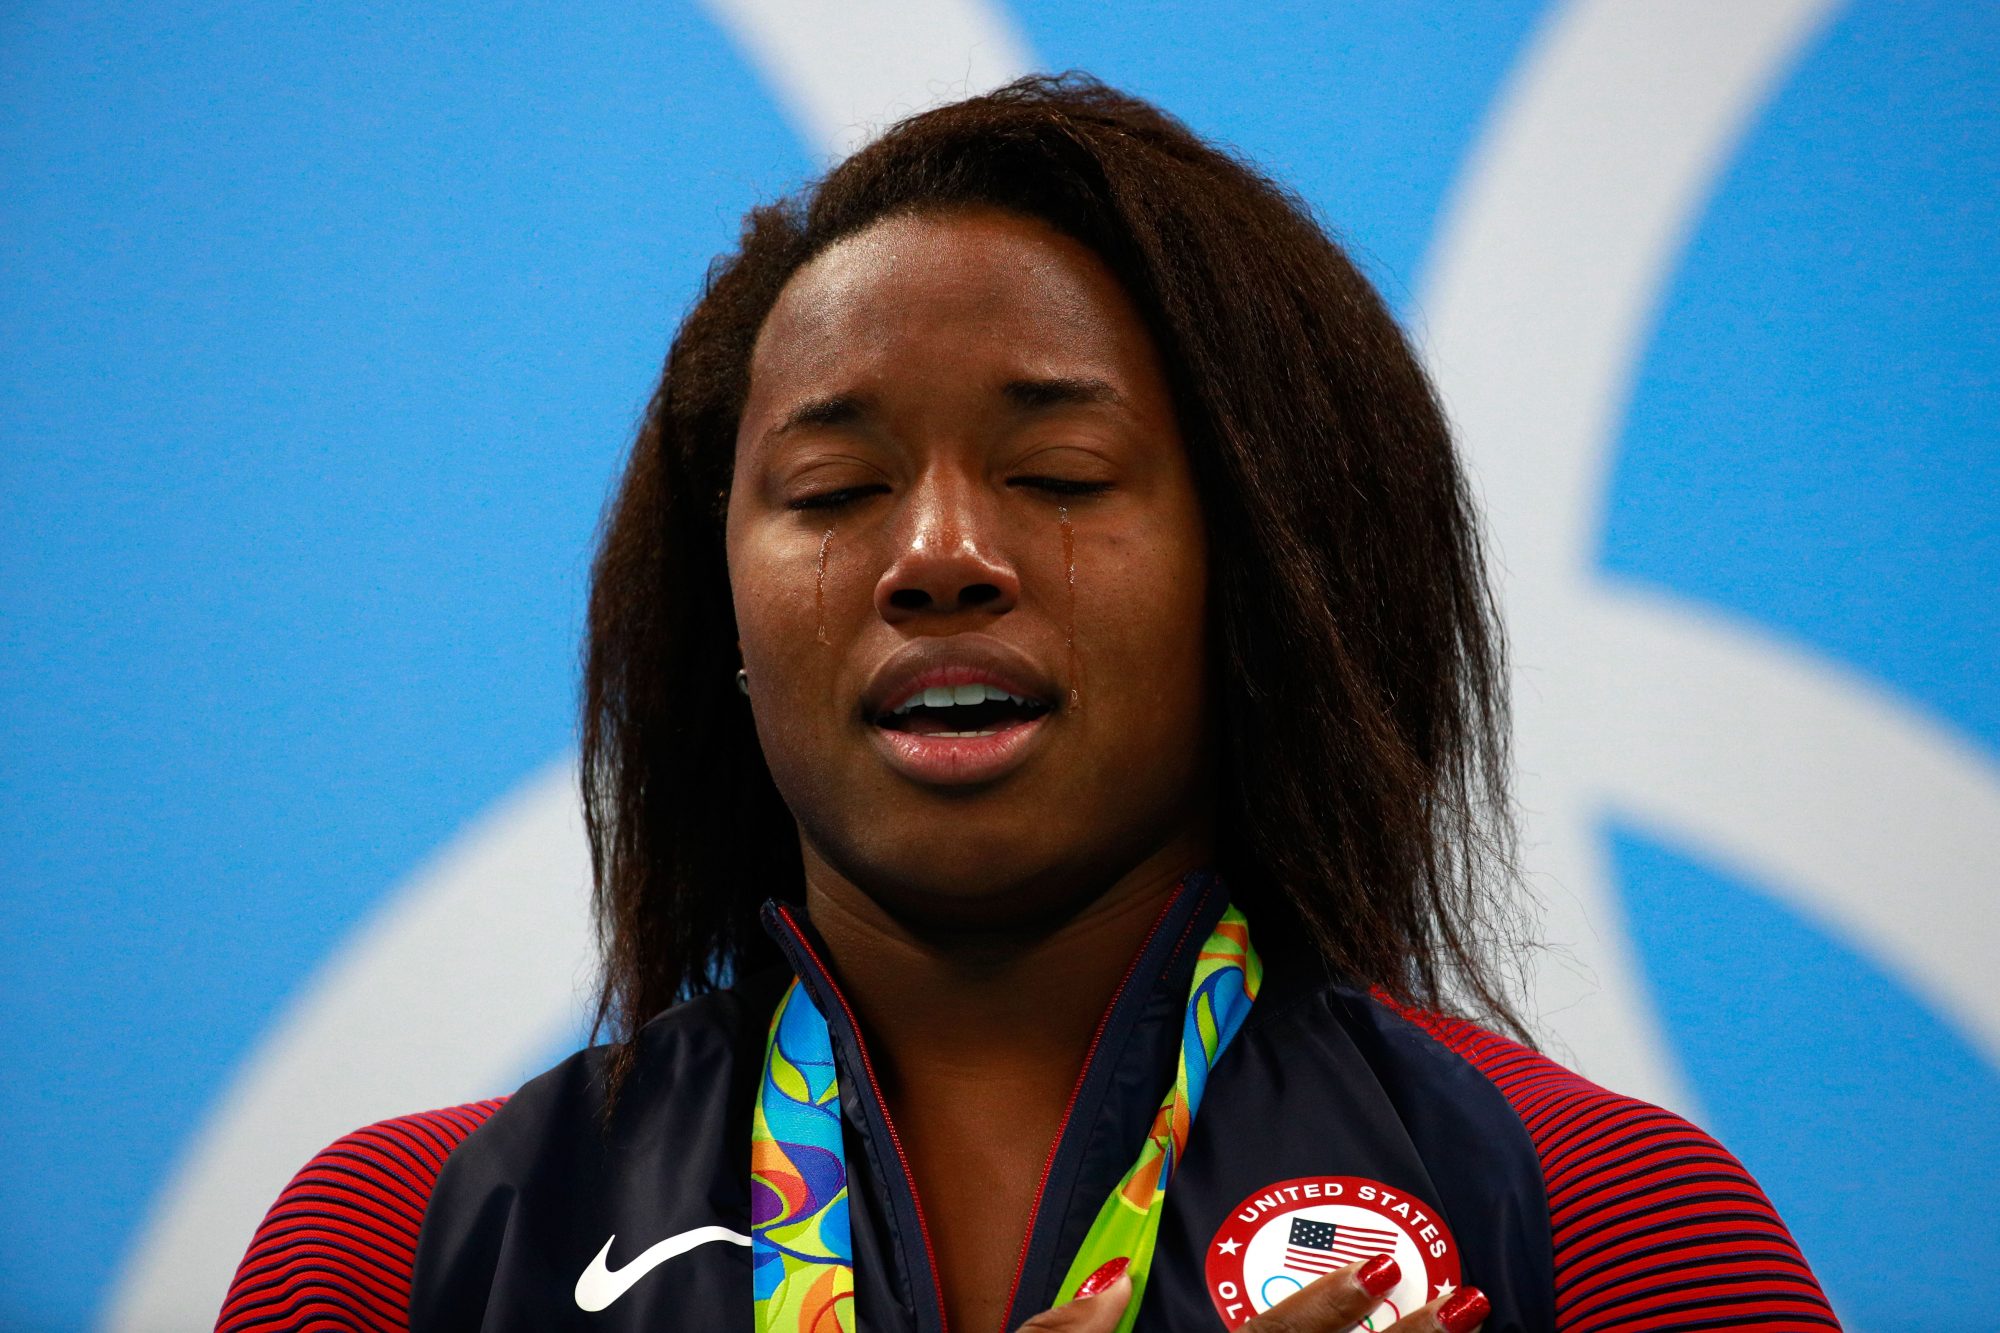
[810,798,1174,936]
[876,848,1070,916]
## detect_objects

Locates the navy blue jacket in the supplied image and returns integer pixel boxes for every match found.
[219,875,1837,1331]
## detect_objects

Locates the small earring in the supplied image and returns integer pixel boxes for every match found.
[735,668,750,697]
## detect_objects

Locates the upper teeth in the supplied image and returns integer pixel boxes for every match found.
[890,683,1032,715]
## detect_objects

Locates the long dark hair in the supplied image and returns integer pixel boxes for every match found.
[583,74,1528,1087]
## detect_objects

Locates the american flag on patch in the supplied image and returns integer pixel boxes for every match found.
[1283,1216,1400,1276]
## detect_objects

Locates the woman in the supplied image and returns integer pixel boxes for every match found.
[218,76,1836,1333]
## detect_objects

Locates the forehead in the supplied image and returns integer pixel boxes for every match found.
[748,208,1159,390]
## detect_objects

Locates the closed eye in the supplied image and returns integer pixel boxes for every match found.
[787,484,890,512]
[1008,476,1113,497]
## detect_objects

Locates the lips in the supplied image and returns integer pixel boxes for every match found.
[870,713,1052,786]
[861,639,1060,787]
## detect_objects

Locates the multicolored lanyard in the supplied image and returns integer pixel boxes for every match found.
[750,906,1261,1333]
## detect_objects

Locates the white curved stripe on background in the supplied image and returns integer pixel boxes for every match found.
[1420,0,1844,599]
[1580,589,2000,1064]
[697,0,1034,156]
[1414,0,1842,1108]
[101,761,596,1330]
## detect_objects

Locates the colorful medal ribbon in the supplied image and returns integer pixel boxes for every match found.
[750,905,1260,1333]
[1051,905,1260,1330]
[751,977,856,1332]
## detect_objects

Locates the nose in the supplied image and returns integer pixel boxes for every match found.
[873,471,1020,624]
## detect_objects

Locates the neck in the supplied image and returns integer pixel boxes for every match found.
[796,841,1210,1333]
[799,845,1206,1090]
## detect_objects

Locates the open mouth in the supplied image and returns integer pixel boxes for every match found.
[873,682,1054,738]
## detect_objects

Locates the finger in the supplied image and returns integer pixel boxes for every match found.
[1241,1254,1400,1332]
[1382,1285,1492,1333]
[1013,1258,1133,1333]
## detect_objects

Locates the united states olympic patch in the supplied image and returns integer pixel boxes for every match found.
[1205,1176,1462,1328]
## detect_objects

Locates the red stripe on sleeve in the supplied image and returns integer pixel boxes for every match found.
[1382,1003,1841,1332]
[215,1099,506,1332]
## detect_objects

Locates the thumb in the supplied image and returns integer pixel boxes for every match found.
[1013,1260,1134,1333]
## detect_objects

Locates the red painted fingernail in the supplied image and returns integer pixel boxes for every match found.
[1436,1286,1491,1333]
[1076,1256,1130,1299]
[1356,1254,1400,1297]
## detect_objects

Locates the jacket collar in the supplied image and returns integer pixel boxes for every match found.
[757,871,1231,1331]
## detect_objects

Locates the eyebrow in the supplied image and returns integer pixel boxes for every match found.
[765,376,1125,441]
[1002,376,1126,411]
[769,393,864,439]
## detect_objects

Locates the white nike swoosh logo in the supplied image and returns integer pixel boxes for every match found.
[573,1225,753,1311]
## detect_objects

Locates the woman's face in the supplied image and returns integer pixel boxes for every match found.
[728,207,1211,929]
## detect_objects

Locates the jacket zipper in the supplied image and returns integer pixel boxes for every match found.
[992,882,1193,1329]
[772,904,953,1331]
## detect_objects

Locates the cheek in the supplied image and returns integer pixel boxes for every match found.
[727,519,878,794]
[728,529,834,713]
[1084,521,1209,718]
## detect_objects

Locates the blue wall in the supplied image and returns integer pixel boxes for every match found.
[2,3,1992,1328]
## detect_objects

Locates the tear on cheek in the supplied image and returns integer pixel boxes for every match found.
[815,528,834,646]
[1060,505,1082,710]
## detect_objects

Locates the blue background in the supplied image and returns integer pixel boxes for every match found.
[3,2,1993,1328]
